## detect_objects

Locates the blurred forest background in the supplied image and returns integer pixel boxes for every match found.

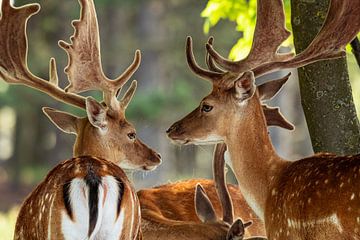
[0,0,359,237]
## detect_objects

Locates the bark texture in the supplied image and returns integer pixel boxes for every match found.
[291,0,360,155]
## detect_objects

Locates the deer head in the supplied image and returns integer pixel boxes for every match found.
[167,38,294,145]
[0,0,161,170]
[167,0,359,146]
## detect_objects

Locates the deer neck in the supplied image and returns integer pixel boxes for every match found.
[73,121,118,162]
[224,97,286,220]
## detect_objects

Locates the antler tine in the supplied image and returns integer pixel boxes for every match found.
[205,37,225,73]
[0,0,86,109]
[186,36,224,82]
[206,0,294,73]
[213,143,234,224]
[252,0,360,77]
[60,0,141,110]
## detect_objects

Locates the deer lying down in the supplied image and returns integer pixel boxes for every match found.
[14,156,141,240]
[138,179,265,240]
[139,140,265,240]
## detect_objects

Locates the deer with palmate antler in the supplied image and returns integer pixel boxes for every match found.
[0,1,266,239]
[167,0,360,239]
[0,0,162,239]
[139,144,266,240]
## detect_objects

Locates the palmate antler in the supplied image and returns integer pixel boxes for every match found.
[59,0,141,110]
[0,0,140,112]
[0,1,86,109]
[205,0,360,77]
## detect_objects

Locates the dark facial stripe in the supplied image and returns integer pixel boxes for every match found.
[84,166,101,238]
[63,181,73,220]
[115,177,125,219]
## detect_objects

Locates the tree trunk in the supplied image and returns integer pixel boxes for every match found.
[291,0,360,155]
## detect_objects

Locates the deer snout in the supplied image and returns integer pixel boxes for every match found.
[166,122,184,136]
[149,151,162,165]
[166,124,177,134]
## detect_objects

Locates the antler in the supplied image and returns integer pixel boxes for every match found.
[206,0,294,73]
[205,37,224,73]
[186,36,225,82]
[0,0,140,112]
[206,0,360,77]
[0,0,86,109]
[59,0,141,110]
[213,143,234,224]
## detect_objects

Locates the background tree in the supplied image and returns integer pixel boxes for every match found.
[291,0,360,154]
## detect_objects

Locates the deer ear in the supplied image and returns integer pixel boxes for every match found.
[234,71,256,102]
[262,105,294,130]
[85,97,108,131]
[42,107,79,135]
[258,73,291,101]
[226,219,245,240]
[195,184,217,223]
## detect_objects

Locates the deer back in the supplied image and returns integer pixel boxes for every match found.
[14,156,141,240]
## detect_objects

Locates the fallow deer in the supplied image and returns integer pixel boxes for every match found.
[15,156,142,240]
[0,0,161,171]
[167,0,360,239]
[0,0,160,238]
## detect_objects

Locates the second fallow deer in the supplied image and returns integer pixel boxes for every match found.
[167,0,360,239]
[0,0,161,171]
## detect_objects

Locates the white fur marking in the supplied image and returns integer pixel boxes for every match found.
[61,178,89,240]
[288,214,343,233]
[95,176,126,239]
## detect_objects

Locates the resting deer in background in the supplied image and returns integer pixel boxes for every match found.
[167,0,360,239]
[0,0,161,171]
[139,144,266,239]
[0,0,161,238]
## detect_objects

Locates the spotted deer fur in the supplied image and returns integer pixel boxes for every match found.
[14,156,141,240]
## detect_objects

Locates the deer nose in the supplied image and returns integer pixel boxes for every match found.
[149,151,162,165]
[166,123,179,134]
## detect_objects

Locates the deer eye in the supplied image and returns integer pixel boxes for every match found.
[201,104,213,113]
[127,132,136,140]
